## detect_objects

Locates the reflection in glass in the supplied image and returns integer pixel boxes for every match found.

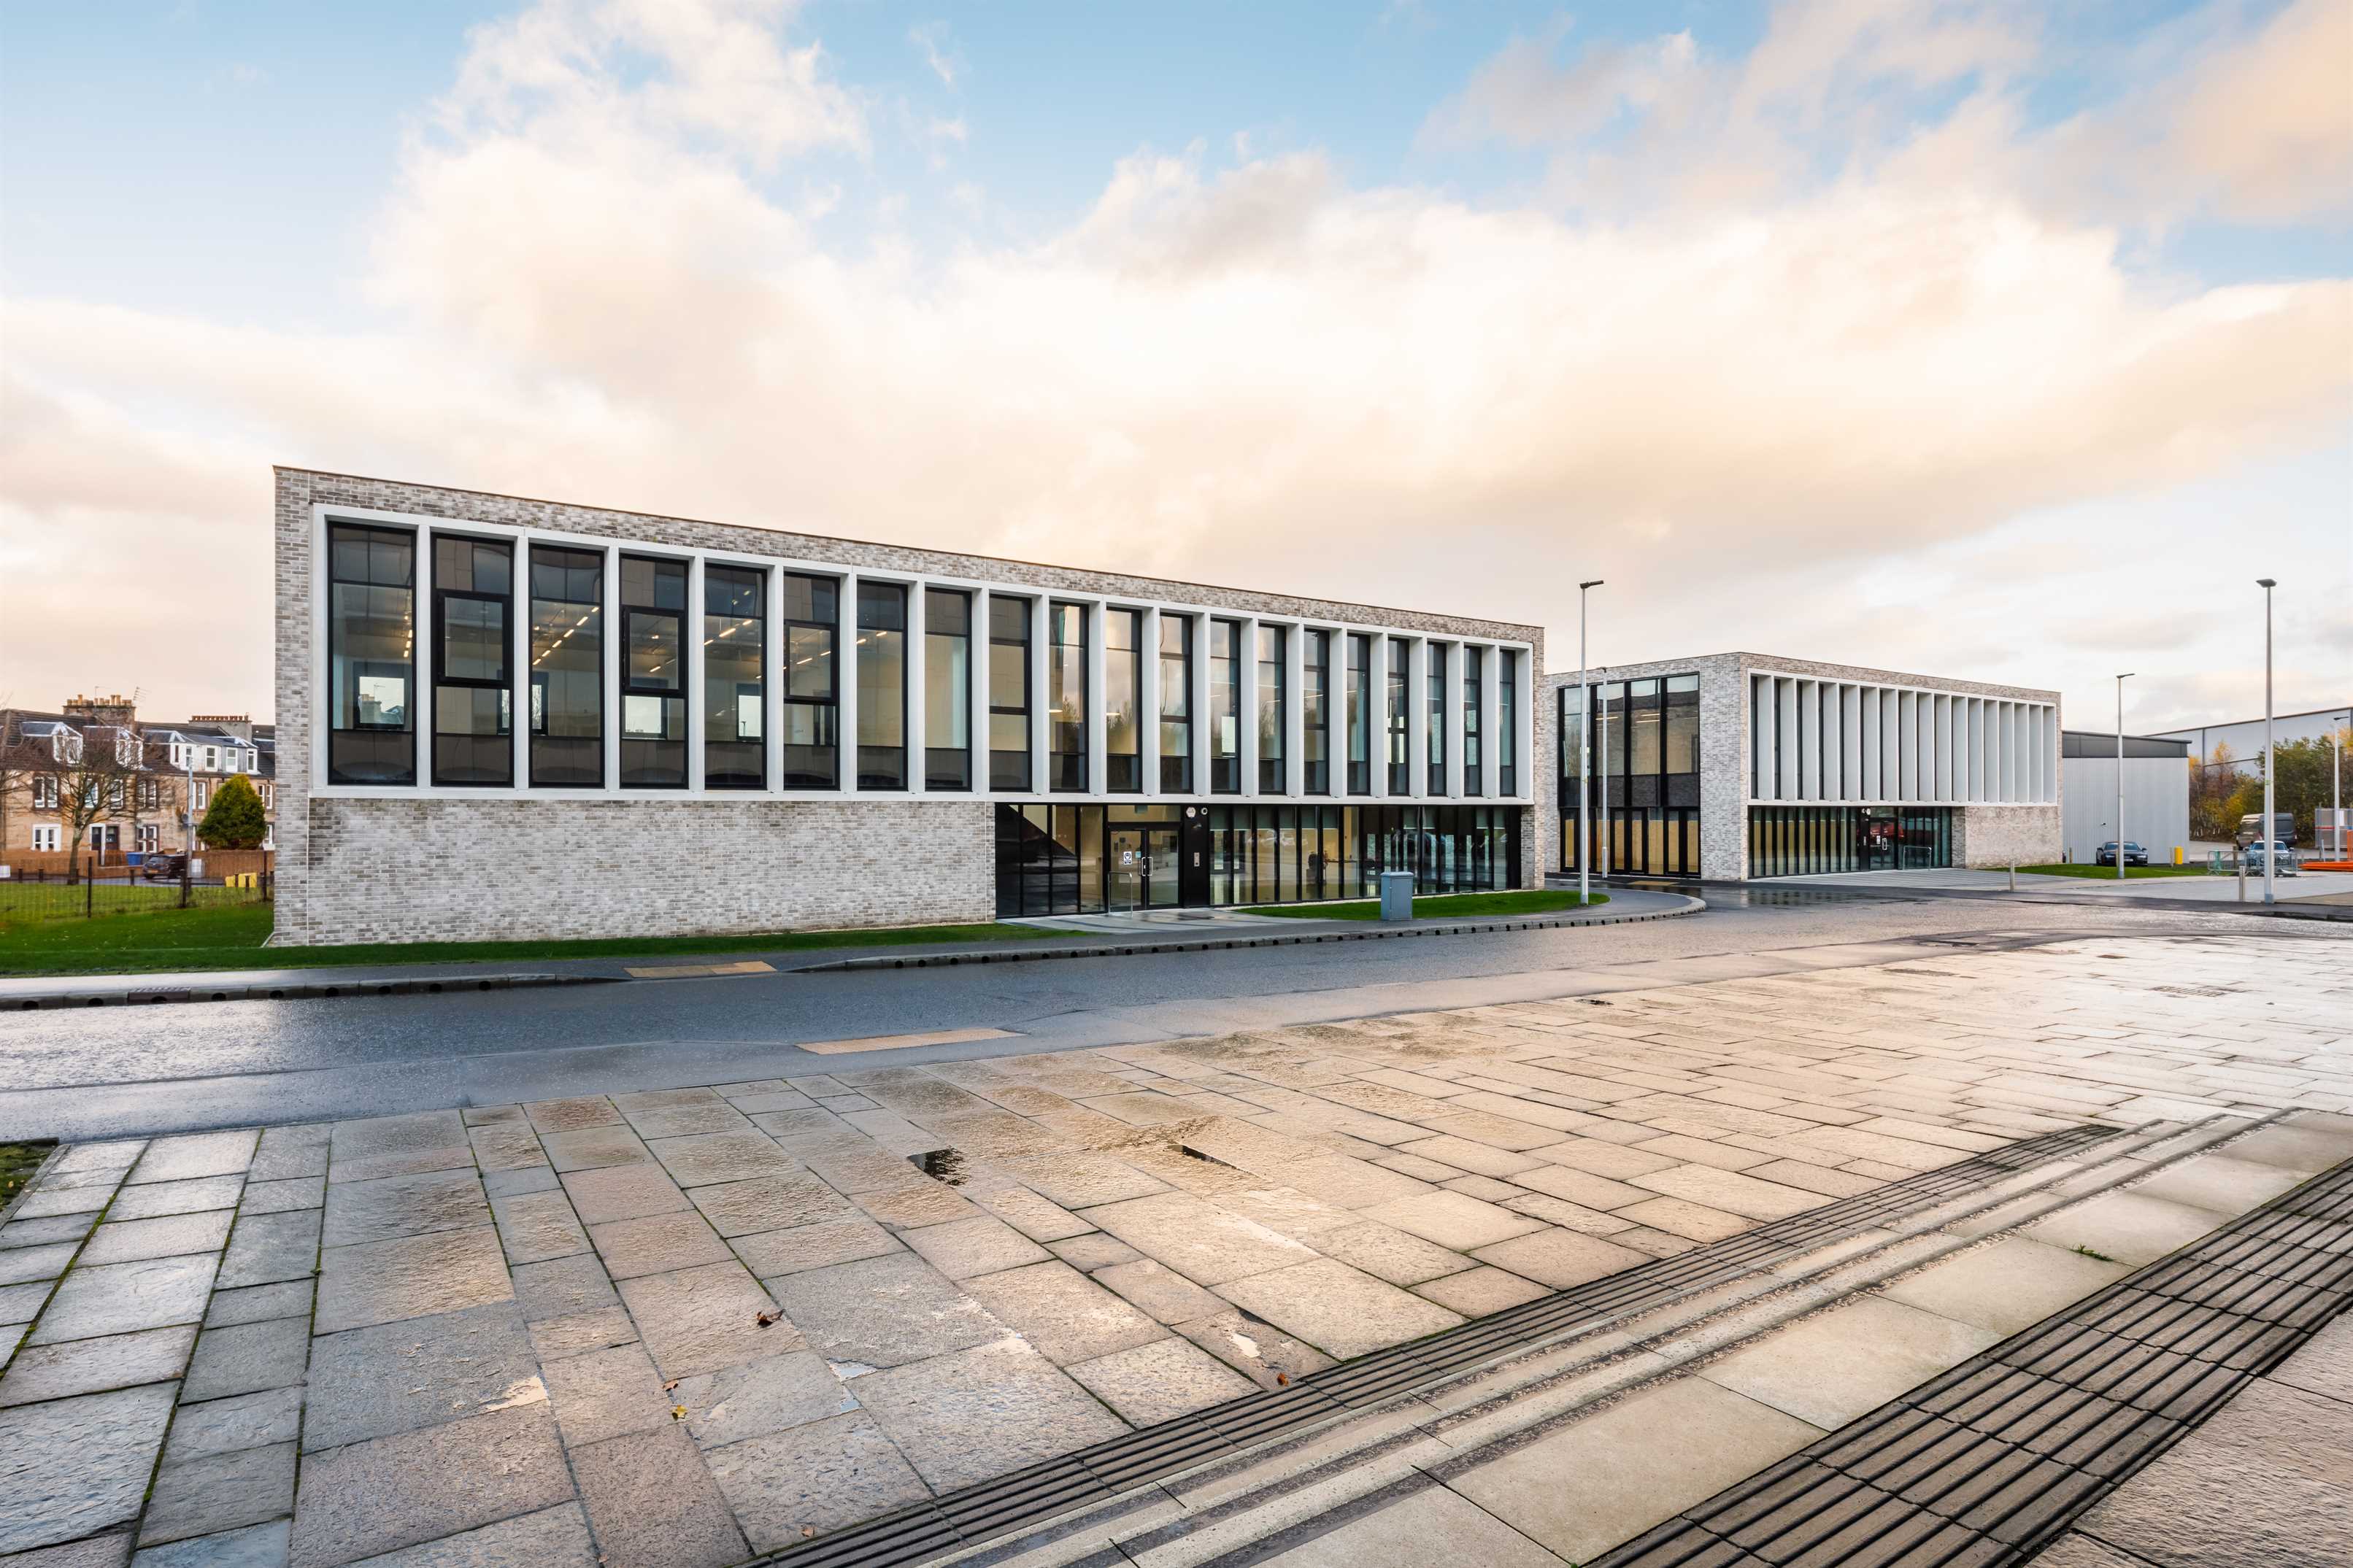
[704,564,763,789]
[925,587,971,790]
[1462,646,1484,795]
[1256,625,1285,794]
[1302,630,1330,795]
[988,595,1030,791]
[1210,620,1241,793]
[529,545,603,787]
[1500,651,1520,796]
[1105,609,1141,792]
[1386,637,1410,794]
[1426,644,1447,795]
[782,573,838,789]
[329,522,416,784]
[1050,603,1086,792]
[857,581,907,789]
[620,556,688,787]
[1158,614,1191,793]
[433,536,511,787]
[1346,633,1371,794]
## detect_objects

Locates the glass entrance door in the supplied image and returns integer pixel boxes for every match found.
[1108,827,1180,909]
[1861,809,1899,870]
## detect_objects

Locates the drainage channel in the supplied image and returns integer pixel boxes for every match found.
[1591,1154,2353,1568]
[755,1122,2125,1568]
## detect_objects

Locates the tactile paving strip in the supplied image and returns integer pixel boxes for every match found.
[755,1122,2125,1567]
[1592,1154,2353,1568]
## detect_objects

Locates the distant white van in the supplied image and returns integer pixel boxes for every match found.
[2236,812,2294,847]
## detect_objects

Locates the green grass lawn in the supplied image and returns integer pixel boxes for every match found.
[2017,862,2215,880]
[0,900,1055,978]
[0,881,261,923]
[1241,889,1607,921]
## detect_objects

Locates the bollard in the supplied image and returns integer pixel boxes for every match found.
[2238,854,2246,903]
[2008,862,2016,893]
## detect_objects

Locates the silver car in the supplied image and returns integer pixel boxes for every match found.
[2244,842,2301,877]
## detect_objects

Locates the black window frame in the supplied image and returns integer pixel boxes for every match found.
[1499,649,1519,797]
[855,579,909,791]
[704,562,766,790]
[1104,607,1141,794]
[925,586,972,792]
[430,533,514,789]
[526,544,605,789]
[1050,601,1087,793]
[1427,643,1447,795]
[1209,619,1242,795]
[1385,636,1411,795]
[987,594,1031,792]
[1345,633,1371,795]
[1158,612,1192,794]
[326,520,418,787]
[1256,624,1285,795]
[1302,630,1331,795]
[618,554,689,789]
[780,572,840,790]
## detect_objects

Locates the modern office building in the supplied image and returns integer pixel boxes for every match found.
[1550,654,2060,881]
[272,470,1542,945]
[2059,731,2190,865]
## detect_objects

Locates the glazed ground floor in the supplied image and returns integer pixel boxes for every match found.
[996,801,1524,917]
[1552,801,2060,881]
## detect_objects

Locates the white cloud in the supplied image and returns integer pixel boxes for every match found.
[908,21,960,90]
[1,0,2346,725]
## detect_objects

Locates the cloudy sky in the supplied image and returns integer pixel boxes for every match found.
[2,0,2346,732]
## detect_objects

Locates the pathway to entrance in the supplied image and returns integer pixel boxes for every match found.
[0,925,2342,1565]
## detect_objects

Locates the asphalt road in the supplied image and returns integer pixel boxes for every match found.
[3,887,2342,1141]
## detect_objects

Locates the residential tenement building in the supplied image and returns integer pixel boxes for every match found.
[0,697,276,862]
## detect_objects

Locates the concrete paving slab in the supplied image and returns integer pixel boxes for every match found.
[963,1261,1168,1365]
[1092,1259,1230,1326]
[588,1212,731,1280]
[683,1173,853,1237]
[128,1132,258,1187]
[138,1440,296,1547]
[1468,1229,1647,1290]
[1067,1336,1257,1426]
[320,1172,488,1251]
[1252,1480,1562,1568]
[703,1411,931,1550]
[218,1212,322,1291]
[528,1307,639,1364]
[1082,1192,1318,1286]
[2022,1190,2233,1267]
[29,1256,217,1345]
[205,1281,312,1329]
[242,1179,327,1216]
[671,1349,855,1448]
[900,1215,1052,1281]
[335,1503,591,1567]
[850,1335,1131,1492]
[1355,1191,1545,1251]
[2130,1153,2311,1216]
[1699,1295,2004,1430]
[183,1316,312,1402]
[286,1403,571,1568]
[326,1115,471,1185]
[304,1303,541,1451]
[131,1518,288,1567]
[486,1191,588,1266]
[1449,1375,1822,1564]
[0,1380,180,1553]
[766,1253,1001,1370]
[566,1425,750,1568]
[1215,1258,1464,1360]
[162,1386,305,1464]
[313,1228,511,1335]
[509,1255,618,1323]
[615,1262,797,1380]
[107,1177,244,1222]
[79,1212,234,1269]
[539,1343,669,1448]
[1876,1236,2130,1334]
[733,1217,901,1278]
[0,1325,196,1407]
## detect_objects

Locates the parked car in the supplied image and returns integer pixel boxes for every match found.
[2237,812,2295,848]
[140,851,188,881]
[2243,841,2300,877]
[2095,842,2149,867]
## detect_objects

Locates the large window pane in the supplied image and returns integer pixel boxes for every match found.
[1665,673,1699,775]
[529,545,602,787]
[782,573,838,789]
[433,536,512,787]
[1462,646,1483,795]
[1158,613,1191,793]
[1303,630,1330,795]
[704,564,764,789]
[857,581,907,789]
[1386,637,1410,795]
[620,556,688,788]
[1105,609,1140,792]
[1209,619,1241,793]
[1427,644,1447,795]
[1256,625,1285,795]
[1050,603,1087,792]
[1500,652,1520,796]
[1345,633,1371,794]
[329,522,416,785]
[925,587,971,791]
[988,595,1031,792]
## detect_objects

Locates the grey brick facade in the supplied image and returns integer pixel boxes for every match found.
[274,470,1544,944]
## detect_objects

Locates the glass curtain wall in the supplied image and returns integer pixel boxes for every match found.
[528,545,602,787]
[432,536,511,787]
[1386,637,1410,794]
[925,587,971,790]
[620,557,688,787]
[1050,603,1086,791]
[996,803,1105,916]
[1748,806,1950,878]
[1499,652,1519,796]
[1303,630,1331,794]
[855,582,907,789]
[1426,644,1447,795]
[987,596,1030,791]
[1158,614,1192,792]
[328,523,417,785]
[1560,673,1701,875]
[703,565,763,789]
[1209,620,1241,793]
[780,573,838,788]
[1256,625,1285,793]
[1104,609,1141,792]
[1346,633,1371,793]
[1463,646,1484,795]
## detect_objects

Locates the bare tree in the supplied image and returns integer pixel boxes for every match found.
[0,712,40,863]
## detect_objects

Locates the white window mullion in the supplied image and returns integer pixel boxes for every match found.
[906,579,928,796]
[686,555,706,792]
[838,571,860,795]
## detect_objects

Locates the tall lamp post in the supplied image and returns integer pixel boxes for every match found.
[1576,580,1603,905]
[2114,673,2133,880]
[2257,579,2276,905]
[2330,710,2349,859]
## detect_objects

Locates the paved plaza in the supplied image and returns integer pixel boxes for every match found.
[0,925,2346,1566]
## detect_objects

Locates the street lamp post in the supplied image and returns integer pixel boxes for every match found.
[2257,579,2276,905]
[1577,580,1603,905]
[2332,710,2349,859]
[2115,673,2133,881]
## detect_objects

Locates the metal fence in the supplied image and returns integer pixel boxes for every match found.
[0,861,274,924]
